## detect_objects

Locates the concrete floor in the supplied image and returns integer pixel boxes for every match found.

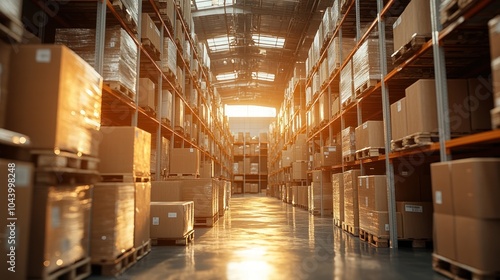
[89,194,447,280]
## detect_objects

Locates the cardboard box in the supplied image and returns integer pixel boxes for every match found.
[493,58,500,107]
[292,185,298,205]
[405,79,470,135]
[30,185,92,277]
[179,179,218,218]
[355,121,385,150]
[139,78,155,110]
[150,201,194,239]
[312,170,331,183]
[310,182,333,214]
[392,0,431,52]
[90,183,135,261]
[340,59,353,107]
[293,143,308,162]
[433,213,457,260]
[343,170,361,227]
[169,148,200,175]
[332,173,344,223]
[151,136,170,176]
[99,126,151,176]
[151,181,181,201]
[394,164,422,201]
[358,175,388,211]
[6,45,103,156]
[134,182,151,248]
[161,90,173,122]
[200,161,214,178]
[450,158,500,219]
[390,98,408,140]
[455,216,500,272]
[359,209,403,238]
[281,149,293,168]
[396,201,433,239]
[430,162,454,215]
[341,127,356,157]
[489,16,500,60]
[320,145,342,166]
[0,160,33,280]
[292,161,307,180]
[174,97,185,129]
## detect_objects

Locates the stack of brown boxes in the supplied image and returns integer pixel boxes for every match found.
[355,120,385,157]
[309,171,333,215]
[340,60,353,107]
[320,145,342,167]
[169,148,200,176]
[431,158,500,273]
[332,173,344,227]
[343,170,361,235]
[341,127,356,162]
[489,16,500,128]
[139,78,156,112]
[150,201,194,240]
[151,137,170,179]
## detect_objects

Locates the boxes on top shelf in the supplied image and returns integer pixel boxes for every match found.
[99,126,151,177]
[120,0,139,27]
[150,201,194,239]
[55,26,137,98]
[141,13,161,54]
[392,0,431,54]
[6,44,103,156]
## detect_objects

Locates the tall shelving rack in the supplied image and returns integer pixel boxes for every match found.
[268,0,500,248]
[232,135,268,194]
[32,0,234,182]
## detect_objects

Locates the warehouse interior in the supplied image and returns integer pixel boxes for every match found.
[1,0,500,279]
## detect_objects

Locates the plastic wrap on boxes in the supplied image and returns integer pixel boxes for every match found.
[0,0,22,20]
[29,185,91,278]
[341,127,356,157]
[328,37,356,75]
[150,201,194,239]
[250,163,259,175]
[90,183,135,261]
[55,26,137,95]
[309,182,333,214]
[319,59,329,87]
[340,59,353,106]
[121,0,138,26]
[331,0,339,28]
[162,37,177,74]
[7,45,103,156]
[151,137,170,176]
[353,39,393,94]
[322,7,332,42]
[135,182,151,248]
[161,90,173,122]
[343,170,360,228]
[180,179,218,218]
[332,173,344,223]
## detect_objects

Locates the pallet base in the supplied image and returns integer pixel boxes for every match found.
[359,229,389,248]
[35,169,100,185]
[440,0,478,26]
[333,218,342,228]
[32,150,99,171]
[134,240,152,261]
[194,214,218,227]
[342,222,359,237]
[433,253,500,280]
[355,79,379,97]
[37,257,91,280]
[392,34,431,65]
[91,247,136,277]
[141,38,161,60]
[105,81,136,100]
[0,9,24,43]
[343,153,356,163]
[101,173,151,183]
[152,230,195,246]
[111,0,138,31]
[355,147,385,160]
[167,173,199,179]
[391,132,439,151]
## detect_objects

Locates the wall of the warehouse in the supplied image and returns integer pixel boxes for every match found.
[228,117,273,137]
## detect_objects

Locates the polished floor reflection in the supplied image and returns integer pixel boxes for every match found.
[88,194,446,280]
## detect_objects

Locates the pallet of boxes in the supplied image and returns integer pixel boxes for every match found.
[290,134,308,209]
[3,44,104,279]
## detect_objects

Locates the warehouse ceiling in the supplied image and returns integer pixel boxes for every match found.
[192,0,333,108]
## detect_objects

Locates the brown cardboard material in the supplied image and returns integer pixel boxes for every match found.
[394,164,422,201]
[178,179,218,218]
[150,201,194,239]
[430,162,453,215]
[292,161,307,180]
[312,170,331,183]
[390,97,408,140]
[99,126,151,176]
[310,182,333,214]
[455,216,500,272]
[320,145,342,166]
[139,78,155,110]
[134,182,151,248]
[451,158,500,219]
[6,45,102,156]
[343,170,361,227]
[392,0,431,52]
[281,149,293,168]
[332,173,344,223]
[0,160,33,280]
[357,175,388,211]
[355,121,385,150]
[489,16,500,60]
[293,143,308,162]
[396,201,433,239]
[433,213,457,261]
[359,209,403,238]
[169,148,200,175]
[151,181,182,201]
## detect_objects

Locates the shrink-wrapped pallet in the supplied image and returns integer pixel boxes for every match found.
[162,37,177,75]
[341,127,356,158]
[340,59,353,106]
[343,170,361,229]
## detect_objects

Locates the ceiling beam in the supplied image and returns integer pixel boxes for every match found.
[192,5,298,18]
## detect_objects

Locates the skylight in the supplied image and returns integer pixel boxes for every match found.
[217,72,238,81]
[206,35,234,52]
[252,34,285,48]
[252,72,275,82]
[193,0,226,9]
[225,105,276,118]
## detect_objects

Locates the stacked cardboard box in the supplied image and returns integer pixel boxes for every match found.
[390,98,408,141]
[292,161,307,180]
[6,45,103,156]
[332,173,344,226]
[134,182,151,248]
[161,90,173,124]
[489,16,500,127]
[309,171,333,215]
[343,170,361,230]
[139,78,156,111]
[151,137,170,176]
[150,201,194,239]
[340,59,353,107]
[174,96,185,130]
[341,127,356,159]
[353,39,393,96]
[392,0,431,55]
[431,158,500,272]
[141,13,161,53]
[328,37,355,75]
[355,121,385,151]
[169,148,200,175]
[0,160,33,280]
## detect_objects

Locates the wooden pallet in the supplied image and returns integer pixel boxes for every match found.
[91,247,136,277]
[491,107,500,130]
[134,240,152,261]
[333,218,342,228]
[341,96,355,108]
[343,153,356,163]
[342,222,359,237]
[152,230,195,246]
[174,126,184,134]
[0,9,24,43]
[440,0,478,26]
[35,168,100,185]
[37,257,91,280]
[167,173,199,179]
[111,0,138,32]
[161,118,172,127]
[32,150,99,171]
[355,147,385,160]
[140,105,156,117]
[432,253,500,280]
[105,81,136,101]
[391,133,439,151]
[142,38,161,60]
[392,34,431,65]
[101,173,151,183]
[194,214,218,227]
[359,229,390,248]
[355,79,379,97]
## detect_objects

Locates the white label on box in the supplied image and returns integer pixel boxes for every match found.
[152,217,160,225]
[365,178,369,189]
[51,206,60,228]
[328,147,336,152]
[401,171,409,176]
[36,49,51,63]
[168,212,177,218]
[397,100,402,112]
[393,17,402,29]
[385,224,389,231]
[110,41,116,48]
[190,148,194,152]
[150,22,153,29]
[365,197,368,207]
[15,165,31,187]
[363,123,368,129]
[405,205,423,213]
[435,191,443,205]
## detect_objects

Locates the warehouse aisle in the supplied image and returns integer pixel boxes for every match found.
[89,194,445,280]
